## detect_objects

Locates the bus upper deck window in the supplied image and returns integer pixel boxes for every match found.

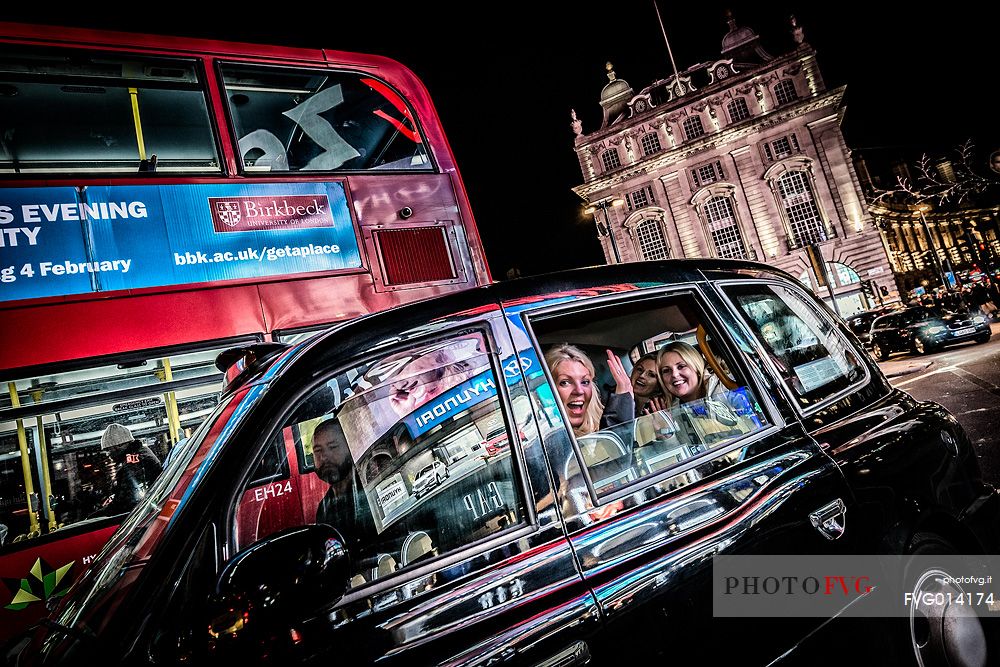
[0,47,219,174]
[220,64,431,173]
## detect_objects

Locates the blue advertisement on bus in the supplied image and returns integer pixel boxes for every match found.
[0,181,360,302]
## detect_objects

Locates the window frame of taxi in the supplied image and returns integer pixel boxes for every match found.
[220,323,539,600]
[714,278,874,418]
[522,283,786,507]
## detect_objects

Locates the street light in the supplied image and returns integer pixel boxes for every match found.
[915,203,952,292]
[585,198,626,264]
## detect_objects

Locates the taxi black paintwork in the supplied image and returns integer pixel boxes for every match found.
[11,260,999,666]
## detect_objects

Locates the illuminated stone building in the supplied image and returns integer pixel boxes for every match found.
[570,13,898,315]
[855,156,1000,295]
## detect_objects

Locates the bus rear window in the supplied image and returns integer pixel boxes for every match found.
[221,64,431,173]
[0,47,219,174]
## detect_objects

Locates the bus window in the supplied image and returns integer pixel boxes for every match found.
[0,344,232,544]
[220,64,431,173]
[0,46,219,174]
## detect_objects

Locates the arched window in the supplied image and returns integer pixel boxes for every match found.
[640,132,662,156]
[601,148,621,172]
[704,196,749,259]
[682,115,705,141]
[727,97,750,124]
[797,269,813,289]
[635,219,670,260]
[777,171,829,248]
[828,262,861,287]
[774,79,798,106]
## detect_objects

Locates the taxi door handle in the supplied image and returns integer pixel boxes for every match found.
[536,641,591,667]
[809,498,847,540]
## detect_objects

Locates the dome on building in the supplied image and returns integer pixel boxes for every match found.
[721,24,758,54]
[601,77,631,105]
[719,11,773,63]
[599,62,633,128]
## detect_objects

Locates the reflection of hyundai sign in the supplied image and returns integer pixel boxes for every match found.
[375,473,408,517]
[503,356,532,378]
[404,371,497,438]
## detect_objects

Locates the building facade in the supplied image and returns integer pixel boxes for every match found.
[854,155,1000,295]
[570,13,898,316]
[868,202,1000,295]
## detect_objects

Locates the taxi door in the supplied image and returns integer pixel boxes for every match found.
[211,305,600,666]
[510,283,864,664]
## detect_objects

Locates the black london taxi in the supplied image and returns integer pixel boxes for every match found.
[9,261,999,666]
[844,304,902,348]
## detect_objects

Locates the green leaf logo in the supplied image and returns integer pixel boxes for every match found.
[3,558,74,611]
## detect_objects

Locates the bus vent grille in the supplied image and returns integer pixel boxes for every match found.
[375,227,456,285]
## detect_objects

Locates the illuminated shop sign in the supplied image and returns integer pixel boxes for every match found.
[403,370,497,439]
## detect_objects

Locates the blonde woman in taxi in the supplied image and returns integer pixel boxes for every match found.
[545,344,633,437]
[656,341,765,441]
[656,341,722,407]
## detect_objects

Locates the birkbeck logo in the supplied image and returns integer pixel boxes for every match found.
[214,201,241,227]
[209,195,334,233]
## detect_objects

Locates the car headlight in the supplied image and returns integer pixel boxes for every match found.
[925,326,945,334]
[974,316,987,324]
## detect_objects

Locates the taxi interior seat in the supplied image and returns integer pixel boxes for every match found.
[577,430,636,492]
[371,553,398,580]
[401,530,435,567]
[632,412,685,474]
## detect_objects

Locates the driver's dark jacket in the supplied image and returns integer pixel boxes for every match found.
[316,473,377,551]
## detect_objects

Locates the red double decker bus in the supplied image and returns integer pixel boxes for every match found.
[0,22,490,640]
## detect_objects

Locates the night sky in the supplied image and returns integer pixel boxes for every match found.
[4,2,998,277]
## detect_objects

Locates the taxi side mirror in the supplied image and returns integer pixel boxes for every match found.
[206,524,350,655]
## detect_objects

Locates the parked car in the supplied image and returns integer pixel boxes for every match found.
[480,427,509,457]
[411,460,448,498]
[844,304,901,347]
[479,426,525,457]
[869,305,992,359]
[11,261,999,667]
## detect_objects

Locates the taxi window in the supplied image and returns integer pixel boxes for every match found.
[530,292,770,498]
[233,332,526,587]
[725,283,865,409]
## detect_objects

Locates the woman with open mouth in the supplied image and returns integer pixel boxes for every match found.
[545,344,633,437]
